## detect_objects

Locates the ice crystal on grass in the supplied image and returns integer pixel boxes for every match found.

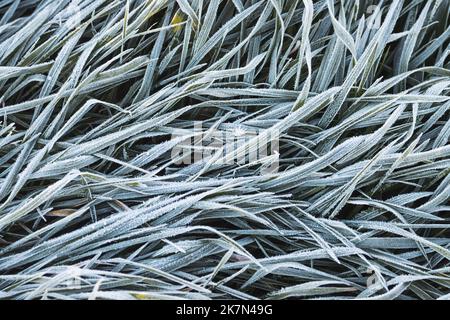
[0,0,449,300]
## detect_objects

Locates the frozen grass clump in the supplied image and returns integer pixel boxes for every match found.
[0,0,449,300]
